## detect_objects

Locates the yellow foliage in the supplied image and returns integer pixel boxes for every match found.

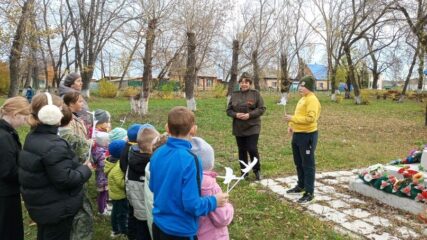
[98,80,118,98]
[212,84,226,98]
[122,87,140,97]
[360,90,370,105]
[0,62,10,94]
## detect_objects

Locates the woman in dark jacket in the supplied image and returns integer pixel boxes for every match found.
[0,97,31,240]
[18,93,92,240]
[226,72,266,181]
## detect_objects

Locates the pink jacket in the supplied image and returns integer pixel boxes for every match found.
[197,171,234,240]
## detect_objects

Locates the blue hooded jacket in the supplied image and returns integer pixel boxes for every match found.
[149,137,217,237]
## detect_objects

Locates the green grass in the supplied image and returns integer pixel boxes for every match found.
[2,91,426,239]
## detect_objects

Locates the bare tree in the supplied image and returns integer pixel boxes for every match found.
[8,0,35,97]
[129,0,178,115]
[364,22,399,89]
[184,31,197,110]
[241,0,280,90]
[174,0,232,110]
[227,39,239,100]
[65,0,136,97]
[311,0,345,100]
[394,0,427,124]
[339,0,392,104]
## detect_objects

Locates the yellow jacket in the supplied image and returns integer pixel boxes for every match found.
[105,158,126,200]
[289,92,321,133]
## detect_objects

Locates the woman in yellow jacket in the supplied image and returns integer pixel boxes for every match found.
[284,76,321,204]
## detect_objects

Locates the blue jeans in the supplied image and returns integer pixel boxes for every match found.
[111,199,129,234]
[291,131,318,194]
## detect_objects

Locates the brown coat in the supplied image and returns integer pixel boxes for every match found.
[226,89,266,136]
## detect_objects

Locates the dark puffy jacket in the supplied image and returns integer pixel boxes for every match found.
[226,89,266,136]
[127,146,151,182]
[18,124,92,224]
[0,119,21,197]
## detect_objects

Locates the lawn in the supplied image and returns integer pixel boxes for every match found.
[3,91,426,239]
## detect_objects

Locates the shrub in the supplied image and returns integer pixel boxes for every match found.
[212,84,226,98]
[159,81,176,99]
[335,95,343,103]
[98,80,118,98]
[0,62,10,94]
[122,87,140,97]
[360,89,370,105]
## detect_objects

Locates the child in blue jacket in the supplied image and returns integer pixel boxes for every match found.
[149,106,229,239]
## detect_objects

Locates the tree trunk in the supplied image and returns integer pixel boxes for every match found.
[24,64,32,88]
[138,18,157,116]
[401,44,419,100]
[417,47,425,93]
[251,50,261,91]
[279,53,291,105]
[344,44,361,104]
[185,32,197,111]
[425,103,427,126]
[8,0,35,97]
[372,71,379,90]
[297,57,305,80]
[330,65,339,101]
[227,40,239,98]
[327,53,333,93]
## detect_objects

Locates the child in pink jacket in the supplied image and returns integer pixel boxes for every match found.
[191,137,234,240]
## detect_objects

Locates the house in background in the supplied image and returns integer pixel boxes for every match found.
[304,64,329,91]
[367,74,384,89]
[169,66,224,91]
[260,69,279,90]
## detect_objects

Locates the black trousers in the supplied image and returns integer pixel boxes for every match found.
[152,222,198,240]
[37,216,74,240]
[291,131,318,194]
[127,204,138,240]
[235,134,261,172]
[136,219,152,240]
[0,194,24,240]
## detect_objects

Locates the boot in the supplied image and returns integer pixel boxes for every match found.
[254,171,261,181]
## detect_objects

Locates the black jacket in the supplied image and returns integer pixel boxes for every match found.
[0,119,21,197]
[226,89,266,136]
[18,124,92,224]
[127,145,151,182]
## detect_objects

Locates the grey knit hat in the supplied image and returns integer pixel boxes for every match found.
[63,73,81,87]
[94,109,111,124]
[191,137,215,171]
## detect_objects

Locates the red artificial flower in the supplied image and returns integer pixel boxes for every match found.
[380,180,390,189]
[401,185,412,197]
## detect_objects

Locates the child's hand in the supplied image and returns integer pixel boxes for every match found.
[215,192,229,207]
[84,160,94,170]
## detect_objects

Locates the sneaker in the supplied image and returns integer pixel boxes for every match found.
[297,192,314,204]
[254,171,262,181]
[101,209,111,216]
[106,204,113,211]
[110,231,122,238]
[286,186,304,194]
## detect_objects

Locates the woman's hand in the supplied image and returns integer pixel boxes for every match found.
[284,114,293,122]
[236,113,249,120]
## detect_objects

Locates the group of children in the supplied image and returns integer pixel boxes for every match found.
[65,105,233,239]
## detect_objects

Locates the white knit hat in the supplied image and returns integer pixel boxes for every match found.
[95,131,110,147]
[191,137,215,170]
